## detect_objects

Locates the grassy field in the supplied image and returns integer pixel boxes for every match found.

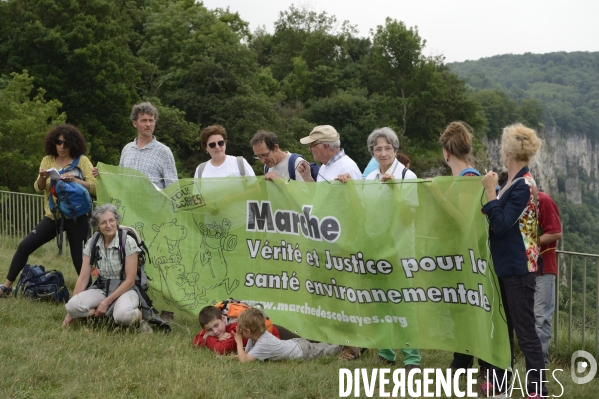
[1,236,597,398]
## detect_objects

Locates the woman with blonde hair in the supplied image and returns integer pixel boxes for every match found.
[480,123,547,398]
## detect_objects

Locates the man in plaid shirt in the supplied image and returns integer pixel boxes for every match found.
[119,102,178,189]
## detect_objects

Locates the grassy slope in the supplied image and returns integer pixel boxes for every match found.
[0,237,596,398]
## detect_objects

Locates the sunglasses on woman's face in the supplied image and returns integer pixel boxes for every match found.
[208,140,225,149]
[55,139,66,146]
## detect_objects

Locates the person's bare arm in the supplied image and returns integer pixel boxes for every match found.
[235,329,257,363]
[540,232,562,246]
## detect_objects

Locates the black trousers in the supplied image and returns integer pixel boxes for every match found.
[7,216,89,282]
[486,272,548,396]
[274,324,301,340]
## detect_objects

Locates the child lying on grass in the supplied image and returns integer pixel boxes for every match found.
[193,305,281,354]
[234,307,361,362]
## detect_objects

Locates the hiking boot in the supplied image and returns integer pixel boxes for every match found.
[137,320,153,334]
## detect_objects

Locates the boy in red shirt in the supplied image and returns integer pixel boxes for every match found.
[193,305,282,354]
[193,306,241,354]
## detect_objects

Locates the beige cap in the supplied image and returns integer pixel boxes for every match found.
[300,125,340,144]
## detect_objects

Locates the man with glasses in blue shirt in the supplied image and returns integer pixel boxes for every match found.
[251,130,308,182]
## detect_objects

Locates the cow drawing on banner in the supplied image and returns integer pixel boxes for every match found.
[110,197,126,221]
[147,218,206,310]
[193,218,240,297]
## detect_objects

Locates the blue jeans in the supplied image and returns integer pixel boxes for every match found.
[534,274,556,366]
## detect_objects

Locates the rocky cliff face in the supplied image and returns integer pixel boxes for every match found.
[482,126,599,204]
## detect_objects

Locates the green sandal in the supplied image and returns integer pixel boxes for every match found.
[0,285,12,298]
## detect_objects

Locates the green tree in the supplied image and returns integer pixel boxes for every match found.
[302,89,395,168]
[138,0,281,164]
[517,98,544,129]
[470,90,519,138]
[151,99,201,178]
[365,18,483,148]
[251,5,365,104]
[0,0,146,165]
[0,71,66,192]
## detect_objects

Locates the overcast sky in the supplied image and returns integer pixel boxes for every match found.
[200,0,598,63]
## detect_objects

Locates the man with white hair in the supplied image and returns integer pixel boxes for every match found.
[297,125,362,182]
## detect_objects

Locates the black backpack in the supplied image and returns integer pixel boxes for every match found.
[14,264,70,303]
[264,153,319,181]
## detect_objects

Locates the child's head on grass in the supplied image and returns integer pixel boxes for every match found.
[237,307,266,336]
[199,306,227,337]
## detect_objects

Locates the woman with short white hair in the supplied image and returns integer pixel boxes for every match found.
[63,204,147,330]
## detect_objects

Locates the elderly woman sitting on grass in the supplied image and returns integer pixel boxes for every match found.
[62,204,152,332]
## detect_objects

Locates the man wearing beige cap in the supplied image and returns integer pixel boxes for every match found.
[297,125,362,182]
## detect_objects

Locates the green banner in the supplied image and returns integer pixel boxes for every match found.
[97,163,510,368]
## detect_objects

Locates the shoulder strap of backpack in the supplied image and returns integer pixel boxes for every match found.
[118,228,127,281]
[60,155,81,173]
[236,156,245,176]
[288,153,301,180]
[197,162,207,178]
[89,232,102,267]
[401,167,409,179]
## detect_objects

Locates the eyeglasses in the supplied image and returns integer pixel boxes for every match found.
[309,142,324,150]
[55,139,66,146]
[254,150,271,160]
[373,146,395,154]
[208,140,225,149]
[99,218,116,227]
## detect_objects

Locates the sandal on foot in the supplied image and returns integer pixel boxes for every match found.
[0,285,13,298]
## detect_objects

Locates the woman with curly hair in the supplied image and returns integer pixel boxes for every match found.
[0,124,95,297]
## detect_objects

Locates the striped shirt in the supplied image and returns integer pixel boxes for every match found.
[119,137,178,189]
[84,233,140,280]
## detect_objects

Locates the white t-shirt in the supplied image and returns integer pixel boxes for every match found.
[318,154,362,182]
[193,155,256,230]
[246,331,303,361]
[364,158,418,249]
[194,155,255,178]
[267,152,304,182]
[365,158,417,181]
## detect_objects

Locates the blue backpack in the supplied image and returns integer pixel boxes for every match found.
[264,153,319,181]
[48,156,92,219]
[14,264,70,303]
[48,156,93,254]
